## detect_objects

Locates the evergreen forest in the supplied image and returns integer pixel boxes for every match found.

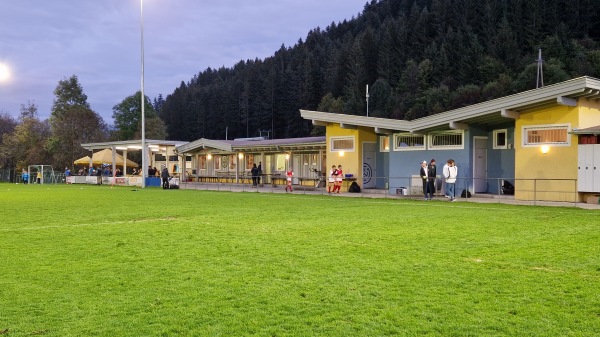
[158,0,600,141]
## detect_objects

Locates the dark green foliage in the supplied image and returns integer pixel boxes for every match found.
[113,91,166,141]
[159,0,600,141]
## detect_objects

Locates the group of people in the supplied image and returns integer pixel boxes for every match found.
[20,168,42,184]
[420,159,458,201]
[328,164,344,194]
[250,162,262,187]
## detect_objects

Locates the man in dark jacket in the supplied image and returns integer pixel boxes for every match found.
[161,166,170,189]
[251,163,259,187]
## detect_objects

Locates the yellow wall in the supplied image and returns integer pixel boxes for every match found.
[578,98,600,129]
[514,105,579,201]
[326,124,377,186]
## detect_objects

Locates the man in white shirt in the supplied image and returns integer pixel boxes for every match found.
[443,159,458,201]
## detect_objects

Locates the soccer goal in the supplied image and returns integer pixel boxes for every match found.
[26,165,60,184]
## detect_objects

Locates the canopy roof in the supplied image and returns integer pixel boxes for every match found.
[74,149,138,167]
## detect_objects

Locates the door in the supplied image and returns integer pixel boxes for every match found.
[473,137,488,193]
[292,155,300,185]
[594,145,600,192]
[577,145,590,191]
[363,142,376,188]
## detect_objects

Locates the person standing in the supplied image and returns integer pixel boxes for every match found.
[427,159,437,200]
[36,169,42,184]
[328,165,337,194]
[161,166,170,189]
[443,159,458,201]
[21,169,29,184]
[251,163,259,187]
[420,161,430,200]
[334,164,343,193]
[257,161,262,186]
[285,167,294,192]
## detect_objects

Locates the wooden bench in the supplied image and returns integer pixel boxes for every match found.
[269,175,285,187]
[298,177,318,187]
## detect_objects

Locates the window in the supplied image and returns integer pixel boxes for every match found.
[380,136,390,152]
[228,155,236,170]
[331,136,355,152]
[155,154,166,161]
[429,131,464,149]
[214,156,224,170]
[199,155,207,170]
[493,129,508,149]
[394,134,425,151]
[245,154,254,170]
[275,154,287,171]
[523,125,569,146]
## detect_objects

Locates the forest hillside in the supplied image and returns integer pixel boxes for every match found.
[157,0,600,141]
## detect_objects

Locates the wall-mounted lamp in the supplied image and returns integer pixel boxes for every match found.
[285,154,290,160]
[207,154,212,160]
[339,151,345,157]
[541,145,550,154]
[238,153,244,159]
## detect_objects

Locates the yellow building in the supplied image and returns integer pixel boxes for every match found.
[302,77,600,202]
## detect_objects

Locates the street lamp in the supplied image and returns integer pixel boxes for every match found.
[140,0,146,188]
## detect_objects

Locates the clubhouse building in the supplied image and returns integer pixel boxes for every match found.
[81,76,600,202]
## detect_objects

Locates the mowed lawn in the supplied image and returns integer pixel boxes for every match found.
[1,184,599,337]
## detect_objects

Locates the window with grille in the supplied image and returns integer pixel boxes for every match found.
[393,134,425,151]
[331,137,355,152]
[380,136,390,152]
[523,125,569,146]
[429,131,464,149]
[493,129,508,149]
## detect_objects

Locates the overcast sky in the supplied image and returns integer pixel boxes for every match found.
[0,0,366,123]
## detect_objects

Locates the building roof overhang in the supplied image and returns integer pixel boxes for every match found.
[176,136,326,154]
[301,76,600,134]
[81,139,188,151]
[570,125,600,135]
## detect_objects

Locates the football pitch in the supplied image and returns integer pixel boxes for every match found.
[1,184,599,336]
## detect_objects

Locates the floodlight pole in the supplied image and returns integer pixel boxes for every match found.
[366,84,370,117]
[536,49,544,89]
[140,0,146,188]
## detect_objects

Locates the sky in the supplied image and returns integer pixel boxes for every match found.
[0,0,367,123]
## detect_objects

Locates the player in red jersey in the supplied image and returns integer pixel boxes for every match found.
[334,164,343,193]
[285,167,294,192]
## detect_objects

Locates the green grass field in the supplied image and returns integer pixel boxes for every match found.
[1,184,599,336]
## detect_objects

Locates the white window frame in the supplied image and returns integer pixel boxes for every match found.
[393,133,426,151]
[379,136,390,152]
[493,129,508,150]
[330,136,355,152]
[522,124,570,147]
[428,130,464,150]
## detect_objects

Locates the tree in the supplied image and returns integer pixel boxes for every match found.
[51,75,90,119]
[0,111,18,168]
[113,91,166,140]
[155,0,600,137]
[48,75,107,169]
[1,103,52,169]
